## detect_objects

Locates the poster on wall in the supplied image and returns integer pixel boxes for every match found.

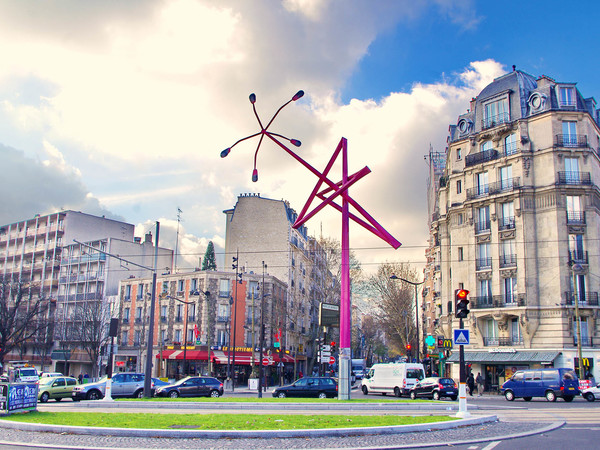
[0,384,7,411]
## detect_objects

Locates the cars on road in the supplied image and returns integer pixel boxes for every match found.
[72,372,151,401]
[272,377,338,398]
[38,376,78,402]
[409,377,458,401]
[501,368,579,402]
[155,376,223,398]
[361,363,426,397]
[582,383,600,402]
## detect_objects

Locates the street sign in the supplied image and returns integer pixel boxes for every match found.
[322,345,331,352]
[321,351,331,358]
[425,335,435,347]
[329,356,336,365]
[453,329,470,345]
[262,357,271,366]
[320,357,330,364]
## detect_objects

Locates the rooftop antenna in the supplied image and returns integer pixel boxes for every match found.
[174,207,183,273]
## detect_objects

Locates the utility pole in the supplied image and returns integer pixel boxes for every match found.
[258,261,267,398]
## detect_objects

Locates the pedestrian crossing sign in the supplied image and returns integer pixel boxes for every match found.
[453,329,470,345]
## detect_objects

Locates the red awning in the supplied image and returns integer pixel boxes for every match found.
[208,351,296,365]
[157,350,209,360]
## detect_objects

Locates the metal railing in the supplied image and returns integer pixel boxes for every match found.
[498,216,515,230]
[566,211,586,224]
[466,177,520,200]
[499,254,517,268]
[484,336,523,346]
[574,337,594,347]
[472,295,525,309]
[569,250,588,264]
[476,257,492,271]
[482,112,510,130]
[465,148,499,167]
[557,171,591,185]
[475,219,491,234]
[564,291,599,306]
[555,134,588,148]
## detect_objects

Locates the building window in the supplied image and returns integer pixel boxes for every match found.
[177,280,184,293]
[559,86,576,107]
[191,279,198,291]
[483,98,509,129]
[174,329,182,343]
[499,165,513,190]
[479,279,492,303]
[562,121,578,147]
[569,234,585,263]
[137,284,144,299]
[458,247,464,261]
[573,317,589,344]
[124,308,130,321]
[162,281,169,294]
[504,133,517,156]
[567,195,583,223]
[500,201,515,230]
[564,157,580,183]
[456,180,462,194]
[503,277,517,303]
[121,331,128,344]
[476,206,490,233]
[481,141,493,152]
[125,285,131,300]
[135,307,143,321]
[161,305,168,321]
[456,148,462,160]
[511,318,522,344]
[134,330,141,346]
[483,318,498,346]
[176,304,183,321]
[219,279,230,297]
[476,171,489,196]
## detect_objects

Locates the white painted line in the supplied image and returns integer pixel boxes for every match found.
[482,441,501,450]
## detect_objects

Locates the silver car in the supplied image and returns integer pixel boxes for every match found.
[72,372,151,400]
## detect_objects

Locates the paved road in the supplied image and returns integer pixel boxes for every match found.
[2,391,600,449]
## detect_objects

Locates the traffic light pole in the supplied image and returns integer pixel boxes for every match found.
[456,316,470,418]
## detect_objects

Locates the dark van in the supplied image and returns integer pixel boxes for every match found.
[501,368,579,402]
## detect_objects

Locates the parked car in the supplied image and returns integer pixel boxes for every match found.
[361,363,426,397]
[272,377,338,398]
[581,383,600,402]
[38,376,78,402]
[409,377,458,401]
[501,368,579,402]
[72,372,151,401]
[152,378,170,387]
[40,372,64,379]
[155,376,223,398]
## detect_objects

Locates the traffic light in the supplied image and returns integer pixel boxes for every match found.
[406,343,412,357]
[455,289,470,318]
[274,329,281,348]
[330,341,336,353]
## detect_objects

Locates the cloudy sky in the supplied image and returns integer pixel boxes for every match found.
[1,0,598,274]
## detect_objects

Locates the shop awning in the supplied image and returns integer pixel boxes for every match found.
[208,351,295,365]
[157,350,209,360]
[447,350,561,364]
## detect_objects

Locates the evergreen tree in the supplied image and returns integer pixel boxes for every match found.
[202,241,217,270]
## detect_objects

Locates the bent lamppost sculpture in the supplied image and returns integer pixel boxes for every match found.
[221,91,401,399]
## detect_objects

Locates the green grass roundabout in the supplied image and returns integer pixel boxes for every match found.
[1,411,457,431]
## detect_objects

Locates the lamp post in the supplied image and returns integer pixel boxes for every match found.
[390,275,424,363]
[167,295,195,378]
[258,261,267,398]
[204,291,212,376]
[231,251,242,392]
[571,263,585,380]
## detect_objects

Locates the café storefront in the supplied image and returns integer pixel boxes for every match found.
[448,349,561,392]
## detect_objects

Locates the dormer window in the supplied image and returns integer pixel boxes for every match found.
[457,119,472,135]
[559,86,576,107]
[482,97,509,129]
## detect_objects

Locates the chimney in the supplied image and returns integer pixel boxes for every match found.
[145,232,153,244]
[134,237,141,244]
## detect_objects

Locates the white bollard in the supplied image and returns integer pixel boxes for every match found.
[101,378,114,402]
[455,382,471,418]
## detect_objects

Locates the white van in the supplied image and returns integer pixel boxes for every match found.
[361,363,425,397]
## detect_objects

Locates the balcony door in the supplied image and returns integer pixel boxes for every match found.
[501,201,514,228]
[484,318,499,346]
[571,272,586,303]
[565,157,580,183]
[503,276,516,303]
[499,165,512,190]
[562,121,577,146]
[476,171,489,196]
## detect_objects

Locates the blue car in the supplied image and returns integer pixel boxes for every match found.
[501,368,579,402]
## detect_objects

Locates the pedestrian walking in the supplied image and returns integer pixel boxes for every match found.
[467,373,475,396]
[476,372,484,396]
[78,373,83,384]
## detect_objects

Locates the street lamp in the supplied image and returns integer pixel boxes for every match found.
[390,275,424,363]
[167,295,195,378]
[204,291,212,376]
[258,261,268,398]
[571,263,585,380]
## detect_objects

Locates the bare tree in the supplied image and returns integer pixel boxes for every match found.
[0,279,51,373]
[363,262,419,358]
[68,300,111,378]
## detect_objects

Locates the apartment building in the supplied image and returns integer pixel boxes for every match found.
[429,68,600,389]
[223,193,333,373]
[114,269,289,381]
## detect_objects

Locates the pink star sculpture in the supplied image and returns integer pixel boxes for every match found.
[221,91,401,399]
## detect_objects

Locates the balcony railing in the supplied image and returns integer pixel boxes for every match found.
[175,316,183,323]
[499,254,517,268]
[217,315,228,323]
[567,211,586,224]
[466,177,520,200]
[569,250,588,264]
[218,290,230,298]
[472,295,525,309]
[476,257,492,271]
[498,216,515,231]
[564,291,599,306]
[160,316,167,323]
[465,148,499,167]
[557,171,591,185]
[482,112,510,130]
[555,134,588,148]
[484,336,523,346]
[474,219,491,234]
[574,337,594,347]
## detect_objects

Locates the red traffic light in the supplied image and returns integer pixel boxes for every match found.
[456,289,469,300]
[406,344,412,350]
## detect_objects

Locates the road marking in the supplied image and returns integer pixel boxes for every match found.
[481,441,501,450]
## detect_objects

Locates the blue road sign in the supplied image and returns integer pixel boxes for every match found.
[453,329,470,345]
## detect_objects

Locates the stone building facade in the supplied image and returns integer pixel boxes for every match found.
[429,68,600,389]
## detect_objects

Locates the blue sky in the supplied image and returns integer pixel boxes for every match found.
[0,0,598,272]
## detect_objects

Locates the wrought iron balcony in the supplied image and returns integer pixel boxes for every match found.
[484,336,523,346]
[465,148,499,167]
[474,219,491,234]
[472,296,494,308]
[472,295,525,309]
[476,257,492,271]
[569,250,588,265]
[564,291,599,306]
[160,316,167,323]
[217,315,229,323]
[482,112,510,130]
[566,211,586,224]
[557,171,591,185]
[466,177,520,200]
[555,134,588,148]
[499,254,517,268]
[498,216,515,230]
[574,336,594,347]
[175,316,183,323]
